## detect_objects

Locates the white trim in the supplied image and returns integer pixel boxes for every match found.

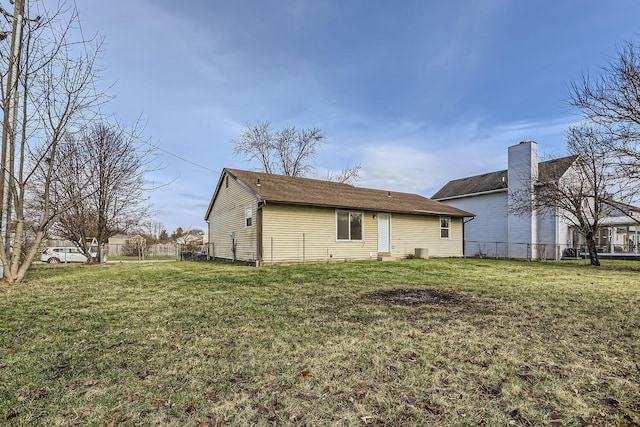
[336,210,364,242]
[440,216,451,239]
[434,188,507,202]
[377,213,391,252]
[245,206,253,228]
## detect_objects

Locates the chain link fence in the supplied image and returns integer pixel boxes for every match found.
[466,240,640,261]
[39,241,211,262]
[39,239,638,264]
[105,243,212,261]
[466,241,573,261]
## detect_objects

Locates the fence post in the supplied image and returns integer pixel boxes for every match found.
[270,237,273,265]
[303,233,305,264]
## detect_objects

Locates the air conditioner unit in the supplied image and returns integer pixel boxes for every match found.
[414,248,429,259]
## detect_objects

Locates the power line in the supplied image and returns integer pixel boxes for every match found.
[146,141,220,174]
[73,2,224,178]
[72,1,221,177]
[72,0,102,116]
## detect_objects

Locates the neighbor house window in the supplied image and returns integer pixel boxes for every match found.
[245,207,252,227]
[337,211,363,240]
[440,217,450,238]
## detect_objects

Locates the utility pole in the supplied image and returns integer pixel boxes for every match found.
[0,0,25,266]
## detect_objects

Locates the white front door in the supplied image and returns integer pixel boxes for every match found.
[377,213,390,253]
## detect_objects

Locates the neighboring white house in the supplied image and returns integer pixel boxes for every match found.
[432,141,640,259]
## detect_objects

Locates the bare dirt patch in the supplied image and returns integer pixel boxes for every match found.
[369,288,464,306]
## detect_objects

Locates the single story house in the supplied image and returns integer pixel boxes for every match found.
[205,168,474,265]
[432,141,640,259]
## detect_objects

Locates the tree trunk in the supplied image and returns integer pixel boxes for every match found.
[585,231,601,266]
[3,230,45,284]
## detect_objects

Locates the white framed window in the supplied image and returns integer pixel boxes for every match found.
[440,217,450,239]
[245,207,253,227]
[336,211,363,241]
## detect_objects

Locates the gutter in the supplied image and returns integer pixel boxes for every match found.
[434,188,507,202]
[256,200,265,266]
[261,199,473,218]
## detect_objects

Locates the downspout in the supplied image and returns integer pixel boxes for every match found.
[555,206,560,260]
[256,201,264,266]
[231,232,236,262]
[463,216,475,258]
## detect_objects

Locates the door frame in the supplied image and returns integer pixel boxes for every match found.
[377,213,391,253]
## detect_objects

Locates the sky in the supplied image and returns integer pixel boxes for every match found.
[72,0,640,233]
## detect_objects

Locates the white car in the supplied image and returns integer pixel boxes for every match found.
[41,247,105,263]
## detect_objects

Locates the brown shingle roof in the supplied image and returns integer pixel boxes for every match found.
[432,155,578,200]
[221,168,474,217]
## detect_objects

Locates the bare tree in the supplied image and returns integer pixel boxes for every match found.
[0,1,106,282]
[45,122,153,263]
[570,39,640,181]
[233,121,361,183]
[511,125,637,266]
[317,164,362,184]
[233,121,275,174]
[141,220,166,242]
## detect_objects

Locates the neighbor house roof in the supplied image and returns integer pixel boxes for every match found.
[432,155,578,201]
[603,199,640,218]
[205,168,474,219]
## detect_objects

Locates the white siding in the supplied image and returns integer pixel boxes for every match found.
[435,143,585,260]
[557,215,572,247]
[441,192,508,257]
[536,214,558,259]
[443,192,571,260]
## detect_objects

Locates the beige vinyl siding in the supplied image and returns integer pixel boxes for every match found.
[206,172,464,263]
[261,204,464,263]
[390,214,464,258]
[207,173,258,261]
[261,204,378,264]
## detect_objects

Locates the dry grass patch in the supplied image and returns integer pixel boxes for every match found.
[0,259,638,426]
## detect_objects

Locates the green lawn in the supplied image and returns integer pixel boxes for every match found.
[106,255,177,261]
[0,259,638,426]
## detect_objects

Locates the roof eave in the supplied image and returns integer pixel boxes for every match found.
[433,187,508,202]
[204,169,229,221]
[205,169,263,221]
[262,199,474,218]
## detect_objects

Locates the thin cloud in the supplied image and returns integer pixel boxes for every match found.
[74,1,640,232]
[357,116,576,197]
